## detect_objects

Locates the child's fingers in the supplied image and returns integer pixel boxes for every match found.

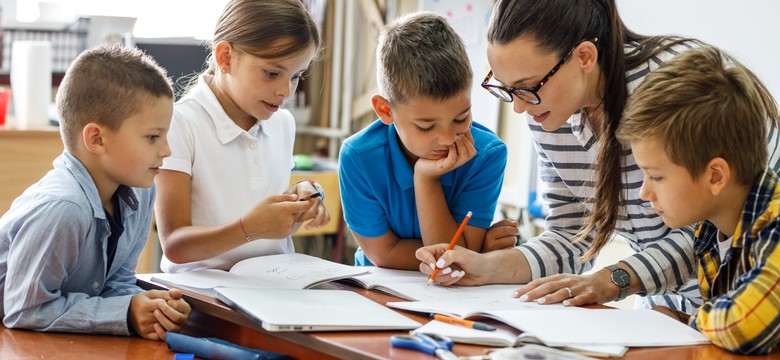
[153,322,167,341]
[157,301,189,327]
[453,135,476,163]
[138,325,161,341]
[168,288,183,300]
[166,298,192,318]
[482,236,516,252]
[143,289,172,301]
[306,207,330,229]
[154,307,184,333]
[284,199,317,215]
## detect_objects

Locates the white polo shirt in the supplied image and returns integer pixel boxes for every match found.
[160,75,296,273]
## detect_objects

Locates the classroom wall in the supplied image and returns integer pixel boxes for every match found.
[500,0,780,213]
[618,0,780,99]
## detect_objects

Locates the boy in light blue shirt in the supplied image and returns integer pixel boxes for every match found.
[339,12,509,270]
[0,45,190,340]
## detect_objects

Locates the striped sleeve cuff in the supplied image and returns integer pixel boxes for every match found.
[620,252,663,295]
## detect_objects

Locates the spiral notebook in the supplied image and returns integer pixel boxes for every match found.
[216,288,421,332]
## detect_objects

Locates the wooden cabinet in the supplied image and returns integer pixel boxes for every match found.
[0,127,159,272]
[0,127,63,214]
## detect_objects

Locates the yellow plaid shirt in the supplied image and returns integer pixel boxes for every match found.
[690,168,780,355]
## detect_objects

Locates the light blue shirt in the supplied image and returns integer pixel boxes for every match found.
[0,151,153,335]
[339,120,507,266]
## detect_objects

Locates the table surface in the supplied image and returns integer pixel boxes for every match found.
[2,275,779,360]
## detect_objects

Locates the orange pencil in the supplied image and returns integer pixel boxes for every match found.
[431,313,496,331]
[427,211,472,285]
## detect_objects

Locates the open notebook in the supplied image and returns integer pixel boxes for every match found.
[216,288,421,332]
[340,266,521,301]
[152,262,521,302]
[413,320,627,358]
[151,253,369,296]
[393,300,709,350]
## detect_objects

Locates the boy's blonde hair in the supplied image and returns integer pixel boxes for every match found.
[56,44,173,150]
[377,12,472,104]
[617,46,779,185]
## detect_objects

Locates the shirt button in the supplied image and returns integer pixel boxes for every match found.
[250,142,257,149]
[254,157,260,165]
[92,281,100,289]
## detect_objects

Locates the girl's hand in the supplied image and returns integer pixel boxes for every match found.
[286,180,330,231]
[244,194,313,239]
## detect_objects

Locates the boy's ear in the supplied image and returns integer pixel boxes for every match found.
[575,40,599,74]
[214,40,233,74]
[705,157,730,196]
[371,95,393,125]
[82,123,106,155]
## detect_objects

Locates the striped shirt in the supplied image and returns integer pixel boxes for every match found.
[690,168,780,355]
[515,42,780,313]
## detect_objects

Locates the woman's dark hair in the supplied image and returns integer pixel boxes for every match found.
[488,0,696,261]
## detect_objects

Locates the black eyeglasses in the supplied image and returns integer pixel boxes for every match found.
[482,38,598,105]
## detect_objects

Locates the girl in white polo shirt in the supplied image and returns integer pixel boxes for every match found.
[154,0,329,273]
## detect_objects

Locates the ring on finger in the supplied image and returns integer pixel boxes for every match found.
[565,287,573,298]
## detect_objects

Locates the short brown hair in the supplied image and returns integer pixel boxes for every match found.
[377,12,472,104]
[617,46,779,185]
[56,44,173,150]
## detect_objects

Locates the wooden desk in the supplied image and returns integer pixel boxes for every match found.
[0,324,173,359]
[2,276,779,359]
[130,276,777,360]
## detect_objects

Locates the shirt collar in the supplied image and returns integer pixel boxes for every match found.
[697,167,779,253]
[56,151,140,220]
[733,167,779,248]
[387,124,414,190]
[189,74,265,144]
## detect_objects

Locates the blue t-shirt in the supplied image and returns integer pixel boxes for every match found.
[339,120,507,266]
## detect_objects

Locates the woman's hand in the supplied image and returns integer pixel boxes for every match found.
[511,270,619,306]
[415,244,491,286]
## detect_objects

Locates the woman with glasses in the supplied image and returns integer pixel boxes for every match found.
[417,0,780,314]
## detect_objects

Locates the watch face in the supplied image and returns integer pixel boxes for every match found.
[611,268,631,287]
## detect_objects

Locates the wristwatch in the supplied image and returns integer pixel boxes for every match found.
[606,265,631,301]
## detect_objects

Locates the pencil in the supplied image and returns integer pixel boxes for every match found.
[427,211,472,285]
[430,313,496,332]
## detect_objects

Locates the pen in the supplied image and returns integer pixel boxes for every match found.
[427,211,472,285]
[299,192,322,201]
[431,313,496,332]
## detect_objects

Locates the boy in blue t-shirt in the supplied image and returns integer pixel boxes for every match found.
[0,45,190,340]
[339,12,509,270]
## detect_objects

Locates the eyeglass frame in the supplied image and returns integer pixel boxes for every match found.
[481,37,599,105]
